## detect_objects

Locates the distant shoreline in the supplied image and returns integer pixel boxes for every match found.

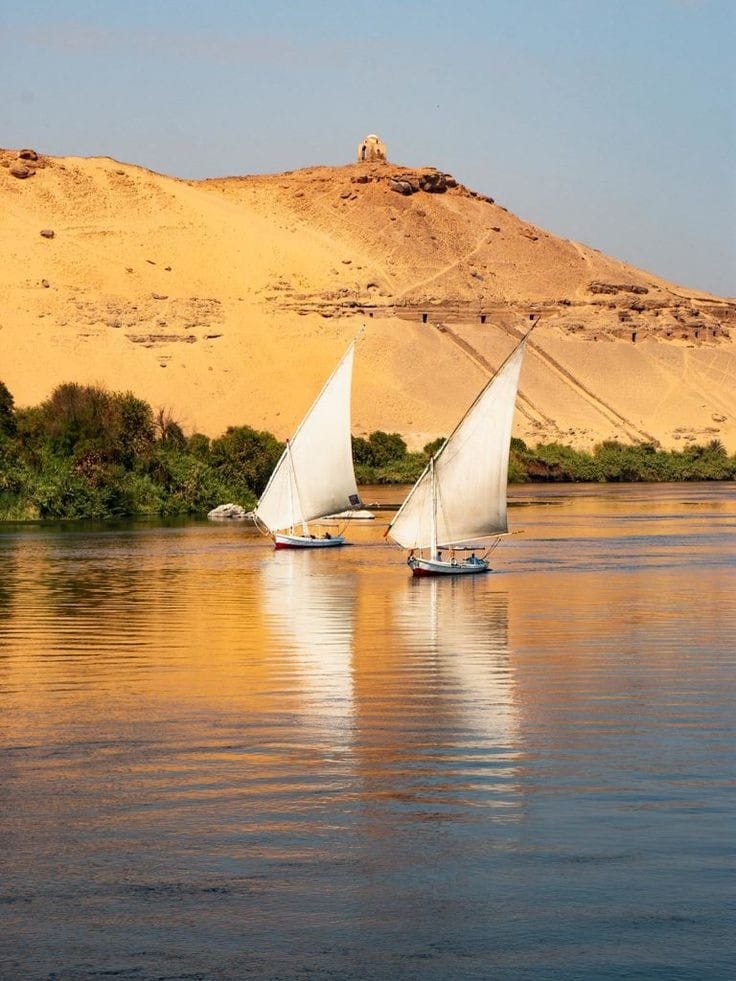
[2,380,735,522]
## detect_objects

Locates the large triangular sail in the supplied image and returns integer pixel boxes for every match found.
[254,342,361,534]
[387,336,527,551]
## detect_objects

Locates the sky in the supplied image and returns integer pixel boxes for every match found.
[2,0,734,295]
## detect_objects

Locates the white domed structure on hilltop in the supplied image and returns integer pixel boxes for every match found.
[357,134,387,163]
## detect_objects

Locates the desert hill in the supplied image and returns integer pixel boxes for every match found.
[2,145,735,451]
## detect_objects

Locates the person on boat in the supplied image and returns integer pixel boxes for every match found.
[324,532,332,539]
[436,549,442,561]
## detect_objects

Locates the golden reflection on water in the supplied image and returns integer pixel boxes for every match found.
[393,577,515,750]
[262,551,358,730]
[2,485,735,753]
[1,484,735,979]
[1,485,734,743]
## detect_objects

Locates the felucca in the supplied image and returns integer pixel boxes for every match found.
[252,337,362,548]
[385,329,530,575]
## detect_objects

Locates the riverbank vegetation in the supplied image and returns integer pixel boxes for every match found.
[1,381,734,520]
[0,381,281,520]
[354,433,736,484]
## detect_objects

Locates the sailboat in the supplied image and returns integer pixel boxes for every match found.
[252,338,362,548]
[385,331,529,575]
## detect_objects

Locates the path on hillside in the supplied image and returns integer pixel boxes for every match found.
[431,323,557,432]
[437,321,658,444]
[505,324,659,443]
[673,348,736,424]
[396,228,493,300]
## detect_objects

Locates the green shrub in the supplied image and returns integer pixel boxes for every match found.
[37,383,156,467]
[0,381,16,436]
[366,431,408,466]
[423,437,446,457]
[188,433,211,460]
[210,426,284,496]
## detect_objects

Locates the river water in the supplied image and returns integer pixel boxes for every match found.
[1,484,734,980]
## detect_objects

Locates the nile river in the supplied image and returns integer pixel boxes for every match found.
[1,484,734,980]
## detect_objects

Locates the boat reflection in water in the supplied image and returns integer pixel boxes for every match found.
[259,551,520,819]
[260,550,357,749]
[378,576,520,817]
[398,578,513,725]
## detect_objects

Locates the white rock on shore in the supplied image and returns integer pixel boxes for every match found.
[207,503,248,520]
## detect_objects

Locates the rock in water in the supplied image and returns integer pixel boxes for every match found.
[208,503,248,520]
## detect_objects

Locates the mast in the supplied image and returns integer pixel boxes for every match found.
[430,456,438,559]
[285,439,309,537]
[283,440,295,535]
[386,325,534,551]
[253,333,363,534]
[286,440,294,534]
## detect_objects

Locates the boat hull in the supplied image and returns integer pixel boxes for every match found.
[274,533,347,549]
[408,556,490,576]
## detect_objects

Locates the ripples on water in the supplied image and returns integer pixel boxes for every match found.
[1,484,734,980]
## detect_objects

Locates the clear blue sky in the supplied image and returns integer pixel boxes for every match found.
[2,0,734,295]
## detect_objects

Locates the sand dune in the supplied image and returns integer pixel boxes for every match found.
[2,146,734,450]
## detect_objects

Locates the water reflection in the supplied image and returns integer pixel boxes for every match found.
[0,535,17,624]
[1,487,735,980]
[396,577,514,744]
[260,550,357,746]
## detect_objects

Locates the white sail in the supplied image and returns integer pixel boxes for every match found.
[255,343,361,533]
[388,337,527,550]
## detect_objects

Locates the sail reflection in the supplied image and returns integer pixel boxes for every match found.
[260,552,357,745]
[395,577,518,751]
[325,576,526,821]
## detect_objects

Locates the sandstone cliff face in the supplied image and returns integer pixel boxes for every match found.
[1,148,734,450]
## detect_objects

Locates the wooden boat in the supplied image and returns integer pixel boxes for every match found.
[386,331,530,576]
[253,338,362,548]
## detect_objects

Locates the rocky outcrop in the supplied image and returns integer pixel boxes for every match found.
[418,172,449,193]
[589,281,649,296]
[3,148,46,177]
[388,171,456,196]
[389,177,417,196]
